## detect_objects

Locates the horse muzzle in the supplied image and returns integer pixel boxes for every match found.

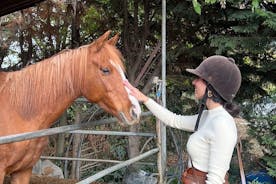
[119,107,140,126]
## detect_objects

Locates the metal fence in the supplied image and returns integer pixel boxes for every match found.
[0,111,162,184]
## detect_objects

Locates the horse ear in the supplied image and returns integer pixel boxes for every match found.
[107,33,120,46]
[94,30,111,51]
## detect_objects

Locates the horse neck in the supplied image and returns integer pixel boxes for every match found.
[6,50,86,125]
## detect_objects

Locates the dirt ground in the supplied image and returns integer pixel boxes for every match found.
[4,175,104,184]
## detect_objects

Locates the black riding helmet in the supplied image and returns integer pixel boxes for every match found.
[186,55,242,131]
[186,55,241,102]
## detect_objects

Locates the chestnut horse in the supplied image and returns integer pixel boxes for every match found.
[0,31,141,184]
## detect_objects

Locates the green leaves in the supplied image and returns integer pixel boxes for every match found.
[209,36,271,54]
[252,0,260,12]
[256,9,276,30]
[206,0,218,4]
[82,6,101,34]
[192,0,202,15]
[245,94,276,177]
[231,25,259,33]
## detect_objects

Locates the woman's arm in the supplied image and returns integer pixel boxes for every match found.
[144,98,198,131]
[124,80,197,131]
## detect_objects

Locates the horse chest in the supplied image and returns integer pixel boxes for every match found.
[5,137,48,174]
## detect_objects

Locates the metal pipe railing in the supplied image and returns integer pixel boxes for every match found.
[69,130,156,137]
[0,111,152,145]
[0,111,159,184]
[77,148,159,184]
[40,156,156,166]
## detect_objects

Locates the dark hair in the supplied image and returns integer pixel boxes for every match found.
[224,102,240,117]
[207,84,240,117]
[206,84,224,104]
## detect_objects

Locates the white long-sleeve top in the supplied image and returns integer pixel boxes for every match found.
[144,98,237,184]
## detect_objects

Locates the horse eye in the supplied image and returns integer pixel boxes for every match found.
[100,67,110,75]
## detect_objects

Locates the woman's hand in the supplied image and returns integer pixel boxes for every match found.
[123,80,149,103]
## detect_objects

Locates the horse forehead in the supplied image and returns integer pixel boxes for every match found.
[109,60,126,80]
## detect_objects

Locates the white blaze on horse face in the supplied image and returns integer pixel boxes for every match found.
[110,60,141,119]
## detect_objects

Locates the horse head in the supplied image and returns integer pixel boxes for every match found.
[81,31,141,126]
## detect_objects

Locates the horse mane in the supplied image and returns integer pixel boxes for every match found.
[4,47,88,119]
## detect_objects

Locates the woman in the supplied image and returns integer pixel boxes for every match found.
[124,55,242,184]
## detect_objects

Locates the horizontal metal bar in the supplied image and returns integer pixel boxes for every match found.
[69,130,156,137]
[40,156,156,166]
[0,111,152,145]
[77,148,159,184]
[41,156,122,163]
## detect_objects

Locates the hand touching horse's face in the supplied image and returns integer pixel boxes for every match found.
[81,31,141,126]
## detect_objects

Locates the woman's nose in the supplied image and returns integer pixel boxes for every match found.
[192,79,198,85]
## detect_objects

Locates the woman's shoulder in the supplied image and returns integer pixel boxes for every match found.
[207,114,237,143]
[209,110,237,132]
[209,106,233,119]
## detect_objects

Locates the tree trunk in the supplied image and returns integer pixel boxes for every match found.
[71,105,81,179]
[71,0,80,48]
[56,111,67,156]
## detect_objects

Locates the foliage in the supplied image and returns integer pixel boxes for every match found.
[0,1,73,70]
[243,94,276,177]
[191,0,276,15]
[248,179,269,184]
[110,138,128,160]
[261,115,276,177]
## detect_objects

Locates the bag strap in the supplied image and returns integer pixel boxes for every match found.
[236,139,246,184]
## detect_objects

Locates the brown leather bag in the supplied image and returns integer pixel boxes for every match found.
[181,167,229,184]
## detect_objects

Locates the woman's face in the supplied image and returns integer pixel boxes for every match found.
[192,78,207,100]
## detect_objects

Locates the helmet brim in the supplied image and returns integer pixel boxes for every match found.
[186,68,202,78]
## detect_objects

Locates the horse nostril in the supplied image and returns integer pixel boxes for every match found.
[130,107,138,119]
[119,112,129,126]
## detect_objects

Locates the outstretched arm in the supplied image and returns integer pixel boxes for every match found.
[124,80,197,131]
